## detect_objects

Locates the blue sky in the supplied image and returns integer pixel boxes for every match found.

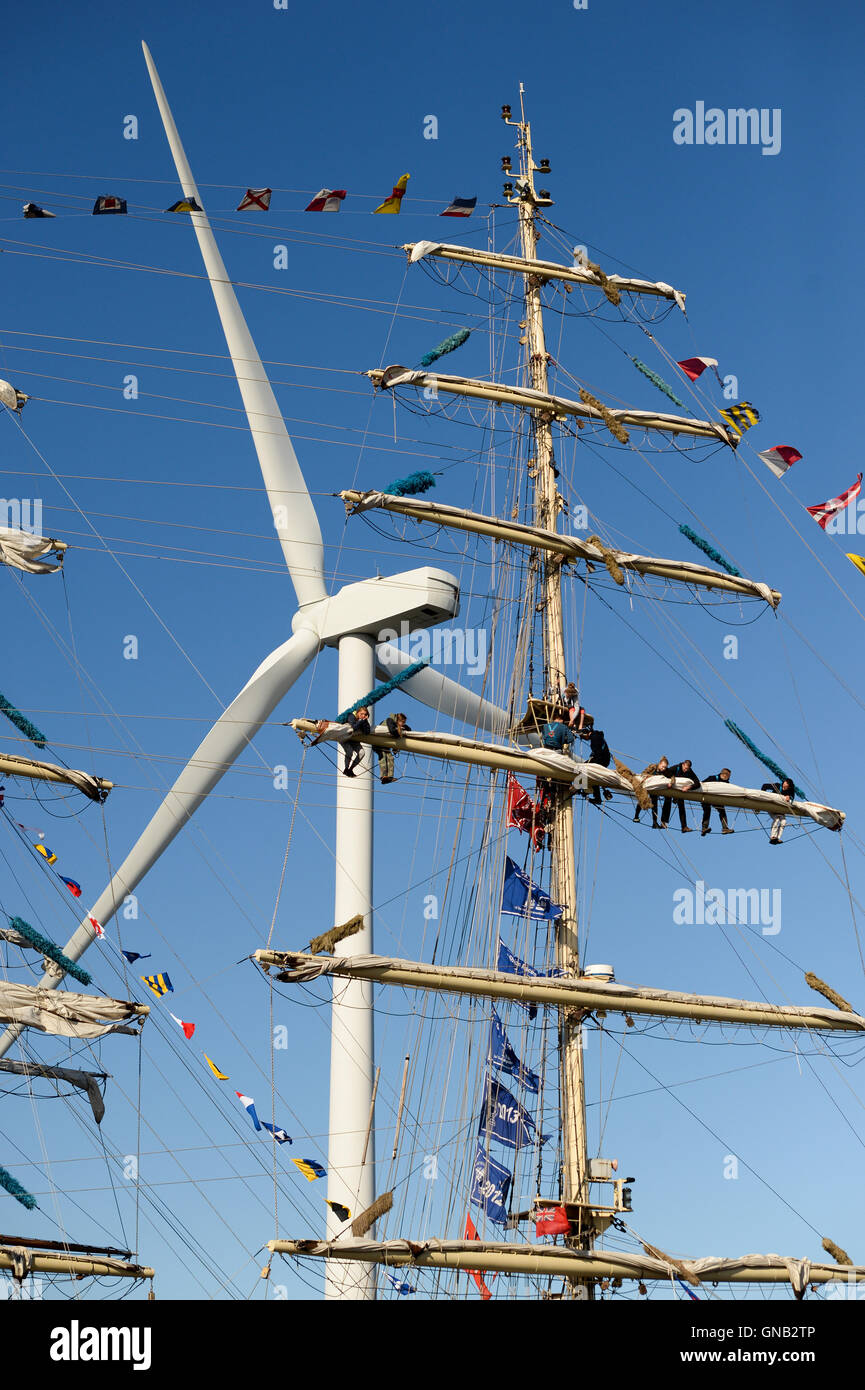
[0,0,864,1301]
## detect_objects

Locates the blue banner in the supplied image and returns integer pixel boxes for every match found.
[501,857,562,921]
[469,1142,512,1225]
[479,1074,537,1150]
[489,1009,539,1093]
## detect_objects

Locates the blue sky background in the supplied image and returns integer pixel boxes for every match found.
[0,0,863,1301]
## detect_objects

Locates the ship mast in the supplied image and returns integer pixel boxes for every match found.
[505,88,592,1279]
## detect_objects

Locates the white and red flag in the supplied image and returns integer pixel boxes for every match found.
[677,355,720,383]
[757,444,803,479]
[304,188,346,212]
[806,473,863,530]
[169,1012,196,1040]
[236,188,272,211]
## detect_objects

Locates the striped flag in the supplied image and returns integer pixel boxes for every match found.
[719,402,760,436]
[34,843,57,865]
[236,1092,262,1131]
[757,445,802,479]
[440,195,476,218]
[304,188,346,212]
[141,973,173,998]
[806,474,863,530]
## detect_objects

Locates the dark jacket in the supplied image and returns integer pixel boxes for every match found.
[583,729,611,768]
[347,713,370,739]
[703,772,731,785]
[385,715,411,738]
[667,762,700,787]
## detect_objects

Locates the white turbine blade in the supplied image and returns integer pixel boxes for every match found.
[375,641,509,736]
[0,627,320,1058]
[142,42,326,610]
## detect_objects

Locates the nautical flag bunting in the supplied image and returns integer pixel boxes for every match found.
[293,1158,326,1181]
[141,973,173,998]
[677,356,720,383]
[757,445,802,479]
[121,950,151,964]
[440,195,477,217]
[719,402,760,436]
[23,202,55,219]
[93,196,127,215]
[385,1273,416,1296]
[374,174,409,214]
[326,1200,352,1222]
[262,1121,292,1144]
[806,474,862,530]
[169,1012,196,1039]
[304,188,346,212]
[34,843,57,865]
[236,1092,262,1131]
[59,877,82,898]
[204,1055,229,1080]
[846,554,865,579]
[166,197,202,213]
[88,918,103,938]
[237,188,272,211]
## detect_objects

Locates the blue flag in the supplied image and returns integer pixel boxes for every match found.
[386,1272,416,1296]
[497,941,540,1019]
[479,1075,537,1150]
[262,1121,292,1145]
[489,1010,539,1093]
[470,1142,511,1225]
[501,857,562,920]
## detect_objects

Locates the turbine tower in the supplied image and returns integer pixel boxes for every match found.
[0,43,509,1299]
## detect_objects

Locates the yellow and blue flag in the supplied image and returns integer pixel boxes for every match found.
[166,197,202,213]
[293,1158,326,1182]
[141,972,173,998]
[34,843,57,865]
[203,1054,228,1080]
[719,402,760,436]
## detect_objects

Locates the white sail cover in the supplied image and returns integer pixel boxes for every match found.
[0,1059,107,1123]
[0,982,145,1038]
[297,723,844,830]
[0,527,64,575]
[276,1237,862,1293]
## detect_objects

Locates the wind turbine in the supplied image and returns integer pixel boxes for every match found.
[0,43,507,1300]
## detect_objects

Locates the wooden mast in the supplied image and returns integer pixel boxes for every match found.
[506,87,592,1285]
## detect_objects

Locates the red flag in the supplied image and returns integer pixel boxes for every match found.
[60,877,82,898]
[535,1204,571,1237]
[806,473,863,530]
[88,917,104,938]
[677,355,719,382]
[506,774,534,833]
[170,1012,196,1040]
[464,1214,493,1300]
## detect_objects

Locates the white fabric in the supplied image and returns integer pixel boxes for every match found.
[0,982,143,1038]
[408,241,442,264]
[0,527,63,574]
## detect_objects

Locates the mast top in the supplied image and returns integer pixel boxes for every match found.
[501,90,554,208]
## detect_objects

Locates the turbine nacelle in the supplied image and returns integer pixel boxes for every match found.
[294,567,460,647]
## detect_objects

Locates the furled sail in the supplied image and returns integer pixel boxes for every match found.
[0,982,147,1038]
[340,491,780,606]
[0,527,66,575]
[0,1059,108,1123]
